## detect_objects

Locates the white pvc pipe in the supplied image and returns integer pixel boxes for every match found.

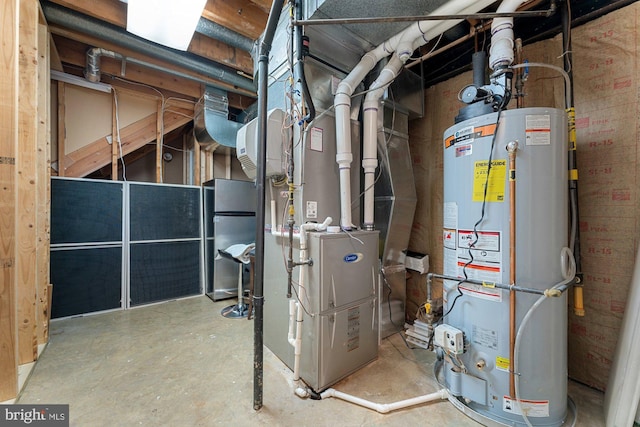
[289,217,332,398]
[605,244,640,427]
[489,0,527,70]
[360,0,496,228]
[395,0,491,62]
[320,387,448,414]
[334,0,493,230]
[361,55,405,228]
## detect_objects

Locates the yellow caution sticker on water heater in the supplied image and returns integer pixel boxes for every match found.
[472,159,506,202]
[496,356,510,372]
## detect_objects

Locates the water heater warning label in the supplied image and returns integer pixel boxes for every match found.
[472,160,506,202]
[503,396,550,417]
[525,114,551,146]
[456,229,502,301]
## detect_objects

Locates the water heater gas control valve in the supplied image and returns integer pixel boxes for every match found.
[434,324,465,355]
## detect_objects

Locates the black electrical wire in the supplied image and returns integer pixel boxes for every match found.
[442,101,506,322]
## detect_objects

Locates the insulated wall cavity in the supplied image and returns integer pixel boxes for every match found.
[442,108,568,426]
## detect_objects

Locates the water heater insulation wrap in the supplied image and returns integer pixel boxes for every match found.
[442,108,568,426]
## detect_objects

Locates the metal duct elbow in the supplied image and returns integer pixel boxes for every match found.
[84,47,124,83]
[194,87,243,148]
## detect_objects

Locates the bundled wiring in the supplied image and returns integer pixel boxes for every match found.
[112,90,126,181]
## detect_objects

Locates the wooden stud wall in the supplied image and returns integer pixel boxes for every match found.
[111,92,118,180]
[57,82,65,176]
[17,0,39,365]
[156,100,163,183]
[1,0,52,401]
[0,0,20,402]
[36,19,51,344]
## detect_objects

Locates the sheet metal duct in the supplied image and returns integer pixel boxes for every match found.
[194,87,243,148]
[196,18,255,53]
[302,0,456,70]
[41,1,255,94]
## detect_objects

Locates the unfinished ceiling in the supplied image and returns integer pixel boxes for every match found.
[43,0,268,109]
[44,0,632,109]
[44,0,631,179]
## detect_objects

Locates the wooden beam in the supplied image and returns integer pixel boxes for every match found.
[57,82,65,176]
[48,0,126,27]
[47,0,254,74]
[49,34,63,72]
[0,0,19,402]
[98,71,198,105]
[203,0,268,40]
[187,32,253,74]
[36,23,51,346]
[17,0,39,365]
[111,91,118,180]
[52,35,256,109]
[248,0,273,14]
[156,100,162,183]
[52,33,203,97]
[64,107,193,178]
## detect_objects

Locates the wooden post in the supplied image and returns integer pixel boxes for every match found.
[112,91,118,180]
[0,0,19,402]
[17,0,39,365]
[194,142,201,186]
[205,149,213,181]
[225,147,232,179]
[57,82,65,177]
[36,21,51,345]
[156,99,163,183]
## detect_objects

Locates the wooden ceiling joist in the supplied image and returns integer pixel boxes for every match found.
[203,0,268,40]
[48,24,254,90]
[51,33,256,108]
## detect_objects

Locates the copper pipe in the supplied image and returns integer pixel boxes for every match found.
[507,141,518,398]
[515,38,524,108]
[406,25,482,69]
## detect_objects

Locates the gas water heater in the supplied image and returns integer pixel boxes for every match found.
[440,107,570,426]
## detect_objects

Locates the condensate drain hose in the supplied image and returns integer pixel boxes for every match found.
[514,247,576,427]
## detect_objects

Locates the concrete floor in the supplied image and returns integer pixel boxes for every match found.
[18,296,606,426]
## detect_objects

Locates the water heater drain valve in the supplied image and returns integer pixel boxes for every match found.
[434,324,465,355]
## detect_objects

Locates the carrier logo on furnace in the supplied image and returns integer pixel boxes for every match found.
[343,253,363,263]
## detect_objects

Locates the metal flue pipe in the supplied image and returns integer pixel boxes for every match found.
[254,0,285,411]
[41,1,255,94]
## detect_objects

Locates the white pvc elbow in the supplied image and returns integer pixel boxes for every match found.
[489,0,527,70]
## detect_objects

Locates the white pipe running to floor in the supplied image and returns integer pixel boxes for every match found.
[334,0,490,230]
[288,217,332,397]
[320,387,448,414]
[360,0,495,228]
